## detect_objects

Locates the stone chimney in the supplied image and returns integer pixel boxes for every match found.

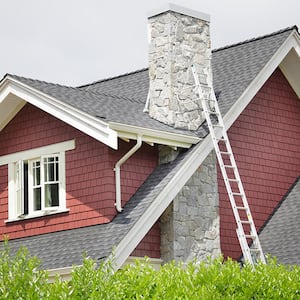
[148,5,221,264]
[148,4,211,130]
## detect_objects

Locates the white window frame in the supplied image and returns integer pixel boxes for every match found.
[0,140,75,222]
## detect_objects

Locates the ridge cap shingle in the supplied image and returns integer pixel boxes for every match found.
[6,73,78,90]
[212,25,298,53]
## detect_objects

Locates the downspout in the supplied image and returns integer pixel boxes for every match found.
[114,135,142,212]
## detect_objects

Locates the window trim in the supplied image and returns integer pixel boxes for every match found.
[0,140,75,222]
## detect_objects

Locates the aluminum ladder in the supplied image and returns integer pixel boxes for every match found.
[191,65,266,266]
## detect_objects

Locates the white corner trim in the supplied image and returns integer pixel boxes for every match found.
[109,122,201,148]
[0,140,75,166]
[0,79,118,149]
[148,3,210,22]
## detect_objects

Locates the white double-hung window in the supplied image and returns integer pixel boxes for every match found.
[0,140,75,221]
[16,155,60,215]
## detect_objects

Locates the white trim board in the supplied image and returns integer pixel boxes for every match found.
[0,140,75,166]
[0,78,118,149]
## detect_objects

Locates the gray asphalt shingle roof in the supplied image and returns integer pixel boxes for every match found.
[259,177,300,265]
[7,27,295,139]
[2,26,298,269]
[8,72,198,138]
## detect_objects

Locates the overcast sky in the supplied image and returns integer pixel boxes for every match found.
[0,0,299,86]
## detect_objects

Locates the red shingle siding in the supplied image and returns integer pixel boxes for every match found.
[131,222,161,258]
[0,104,158,240]
[219,68,300,259]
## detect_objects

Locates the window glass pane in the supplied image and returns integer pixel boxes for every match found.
[45,183,59,207]
[23,162,29,215]
[56,159,59,181]
[33,161,40,186]
[44,156,59,182]
[33,187,41,211]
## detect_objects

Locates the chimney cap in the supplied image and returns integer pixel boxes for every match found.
[148,3,210,22]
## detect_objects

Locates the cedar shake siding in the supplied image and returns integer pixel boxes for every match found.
[0,104,158,240]
[219,68,300,259]
[131,222,161,258]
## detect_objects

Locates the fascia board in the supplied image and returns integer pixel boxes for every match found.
[47,266,75,282]
[112,135,214,270]
[0,78,118,149]
[223,31,300,130]
[109,122,201,148]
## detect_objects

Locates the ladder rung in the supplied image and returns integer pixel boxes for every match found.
[224,165,235,169]
[206,110,218,115]
[250,248,261,252]
[232,192,243,196]
[236,206,247,210]
[218,137,227,142]
[220,151,231,155]
[245,234,256,239]
[228,178,239,182]
[240,220,251,224]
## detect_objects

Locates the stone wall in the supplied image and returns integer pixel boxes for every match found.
[148,9,211,130]
[160,151,220,263]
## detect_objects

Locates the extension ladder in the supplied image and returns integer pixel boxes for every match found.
[191,65,266,266]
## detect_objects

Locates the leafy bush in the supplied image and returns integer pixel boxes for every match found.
[0,243,300,299]
[0,240,49,299]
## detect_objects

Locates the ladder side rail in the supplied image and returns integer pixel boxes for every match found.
[191,69,253,263]
[208,90,265,263]
[213,98,266,264]
[191,65,266,265]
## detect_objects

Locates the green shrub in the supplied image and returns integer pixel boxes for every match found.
[0,243,300,299]
[0,240,49,299]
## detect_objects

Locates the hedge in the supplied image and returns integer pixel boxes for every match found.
[1,242,299,299]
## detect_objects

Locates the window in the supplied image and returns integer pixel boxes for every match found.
[15,154,61,216]
[0,140,75,221]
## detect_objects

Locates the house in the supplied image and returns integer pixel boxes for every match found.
[0,4,299,277]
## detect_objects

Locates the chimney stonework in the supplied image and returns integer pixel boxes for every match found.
[148,4,211,130]
[151,5,221,264]
[160,150,221,263]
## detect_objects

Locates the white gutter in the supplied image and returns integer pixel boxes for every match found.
[109,122,201,148]
[114,135,143,212]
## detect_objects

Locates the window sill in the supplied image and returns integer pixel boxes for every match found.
[5,208,70,223]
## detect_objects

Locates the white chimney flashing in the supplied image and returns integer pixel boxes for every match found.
[148,3,210,22]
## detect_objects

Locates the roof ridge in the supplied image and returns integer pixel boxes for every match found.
[6,73,78,90]
[5,73,137,103]
[78,68,148,89]
[213,25,298,53]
